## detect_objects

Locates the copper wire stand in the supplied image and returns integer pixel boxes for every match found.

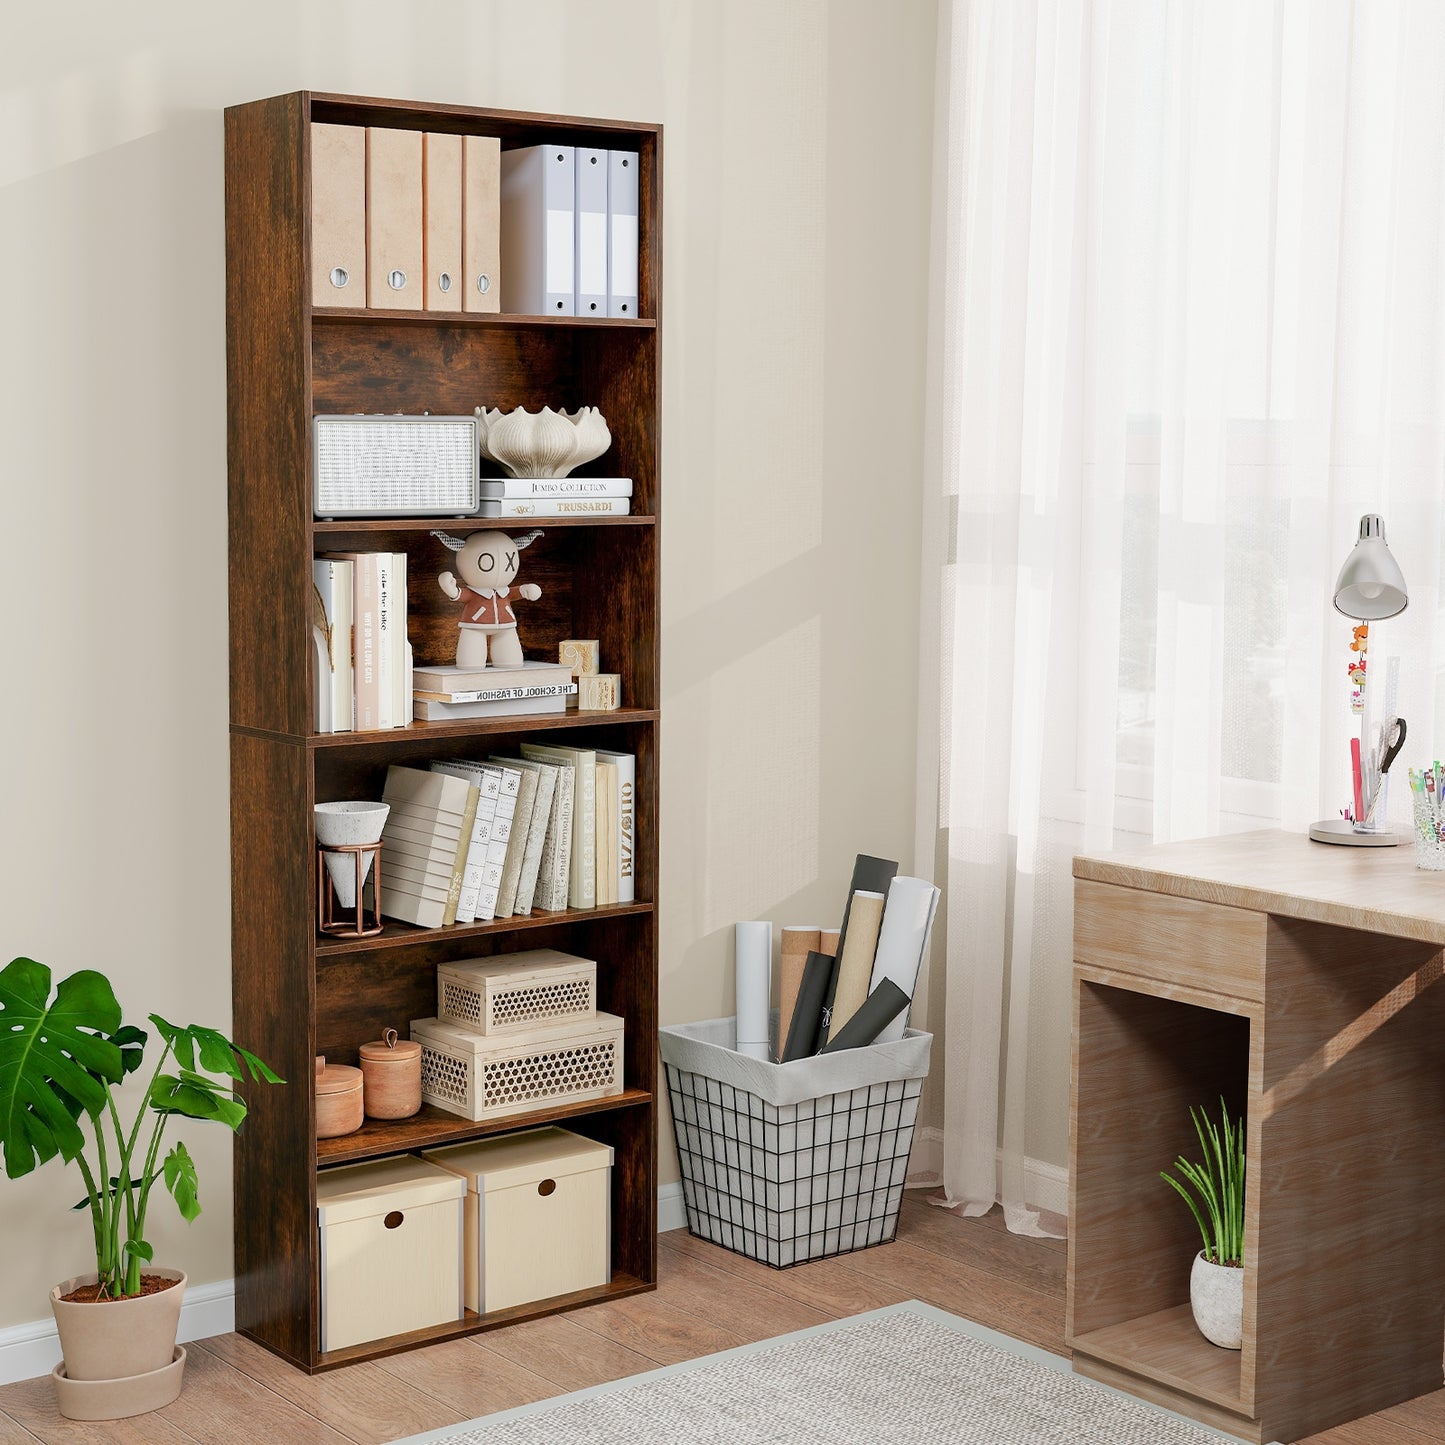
[317,841,384,937]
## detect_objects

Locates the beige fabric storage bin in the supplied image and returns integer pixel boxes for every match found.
[411,1011,624,1122]
[316,1156,466,1352]
[437,949,597,1035]
[422,1126,613,1313]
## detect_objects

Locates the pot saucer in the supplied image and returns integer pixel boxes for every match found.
[52,1345,186,1421]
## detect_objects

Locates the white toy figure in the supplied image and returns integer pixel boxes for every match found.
[431,529,544,668]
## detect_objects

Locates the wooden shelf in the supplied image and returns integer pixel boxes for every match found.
[313,305,655,330]
[313,515,656,534]
[231,707,660,749]
[1071,1306,1244,1413]
[316,1088,653,1165]
[311,1272,652,1372]
[316,900,654,957]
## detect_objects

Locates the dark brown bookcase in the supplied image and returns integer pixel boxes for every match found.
[224,91,661,1372]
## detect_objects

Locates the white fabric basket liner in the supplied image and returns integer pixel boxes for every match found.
[658,1016,932,1107]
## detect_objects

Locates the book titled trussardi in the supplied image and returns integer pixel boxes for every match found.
[476,496,631,518]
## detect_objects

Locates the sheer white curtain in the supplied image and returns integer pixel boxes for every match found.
[916,0,1445,1234]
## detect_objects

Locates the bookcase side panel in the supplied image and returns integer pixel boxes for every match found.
[230,731,318,1365]
[225,93,314,737]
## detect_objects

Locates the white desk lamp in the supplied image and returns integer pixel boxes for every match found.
[1309,514,1409,845]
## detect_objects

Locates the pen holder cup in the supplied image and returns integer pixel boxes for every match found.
[1411,795,1445,871]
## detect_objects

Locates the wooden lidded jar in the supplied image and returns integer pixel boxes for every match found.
[315,1055,364,1138]
[360,1029,423,1120]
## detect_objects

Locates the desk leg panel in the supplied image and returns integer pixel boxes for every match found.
[1254,917,1445,1444]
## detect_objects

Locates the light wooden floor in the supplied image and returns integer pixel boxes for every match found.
[1,1192,1441,1444]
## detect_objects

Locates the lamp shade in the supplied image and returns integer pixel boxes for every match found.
[1333,514,1408,620]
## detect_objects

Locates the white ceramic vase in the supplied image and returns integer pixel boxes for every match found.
[315,801,390,908]
[1190,1252,1243,1349]
[478,405,611,477]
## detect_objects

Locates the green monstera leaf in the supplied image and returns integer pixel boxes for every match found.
[0,958,125,1178]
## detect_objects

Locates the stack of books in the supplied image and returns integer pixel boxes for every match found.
[312,551,411,733]
[375,750,637,930]
[412,660,577,721]
[476,476,633,519]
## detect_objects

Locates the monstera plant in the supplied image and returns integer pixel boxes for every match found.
[0,956,282,1302]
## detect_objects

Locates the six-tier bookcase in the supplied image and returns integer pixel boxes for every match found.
[224,90,661,1372]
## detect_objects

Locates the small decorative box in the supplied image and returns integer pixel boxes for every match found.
[359,1028,423,1119]
[314,1056,364,1139]
[437,950,597,1036]
[410,1012,624,1122]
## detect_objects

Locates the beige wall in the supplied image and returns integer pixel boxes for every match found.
[0,0,938,1327]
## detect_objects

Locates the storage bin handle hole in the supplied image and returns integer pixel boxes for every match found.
[384,1210,404,1229]
[537,1179,556,1197]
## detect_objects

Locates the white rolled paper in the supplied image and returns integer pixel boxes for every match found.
[867,876,941,1044]
[734,920,773,1061]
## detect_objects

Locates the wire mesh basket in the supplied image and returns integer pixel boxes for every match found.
[659,1016,932,1268]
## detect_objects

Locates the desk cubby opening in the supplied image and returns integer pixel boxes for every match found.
[1069,979,1252,1410]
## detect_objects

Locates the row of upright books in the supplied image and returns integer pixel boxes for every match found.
[310,124,639,319]
[379,747,636,929]
[312,551,411,734]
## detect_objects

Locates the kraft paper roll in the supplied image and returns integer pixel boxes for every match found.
[735,921,773,1061]
[826,890,886,1043]
[778,927,822,1062]
[820,928,841,955]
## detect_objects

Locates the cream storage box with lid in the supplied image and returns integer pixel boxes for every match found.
[316,1156,466,1352]
[422,1127,612,1313]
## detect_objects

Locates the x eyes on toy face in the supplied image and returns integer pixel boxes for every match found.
[459,544,520,584]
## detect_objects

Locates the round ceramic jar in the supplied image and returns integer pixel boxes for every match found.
[314,1055,364,1138]
[359,1029,423,1120]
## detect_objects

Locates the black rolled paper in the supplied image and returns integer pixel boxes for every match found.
[820,978,911,1053]
[781,950,837,1063]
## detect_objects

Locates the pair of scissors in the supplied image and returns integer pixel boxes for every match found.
[1379,716,1407,774]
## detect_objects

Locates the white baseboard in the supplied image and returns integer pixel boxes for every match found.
[657,1180,688,1233]
[906,1127,1069,1218]
[0,1186,694,1386]
[0,1277,235,1387]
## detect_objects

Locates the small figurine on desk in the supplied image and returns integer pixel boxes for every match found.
[431,528,544,668]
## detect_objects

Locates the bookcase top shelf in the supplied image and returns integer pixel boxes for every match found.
[315,899,654,958]
[306,90,660,146]
[315,1087,653,1166]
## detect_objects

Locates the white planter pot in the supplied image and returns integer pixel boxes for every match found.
[1190,1252,1243,1350]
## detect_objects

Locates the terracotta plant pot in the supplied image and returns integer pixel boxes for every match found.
[49,1268,187,1418]
[1190,1252,1243,1350]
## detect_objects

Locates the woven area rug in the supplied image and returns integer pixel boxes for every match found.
[393,1302,1240,1444]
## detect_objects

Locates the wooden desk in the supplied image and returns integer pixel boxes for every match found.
[1067,830,1445,1444]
